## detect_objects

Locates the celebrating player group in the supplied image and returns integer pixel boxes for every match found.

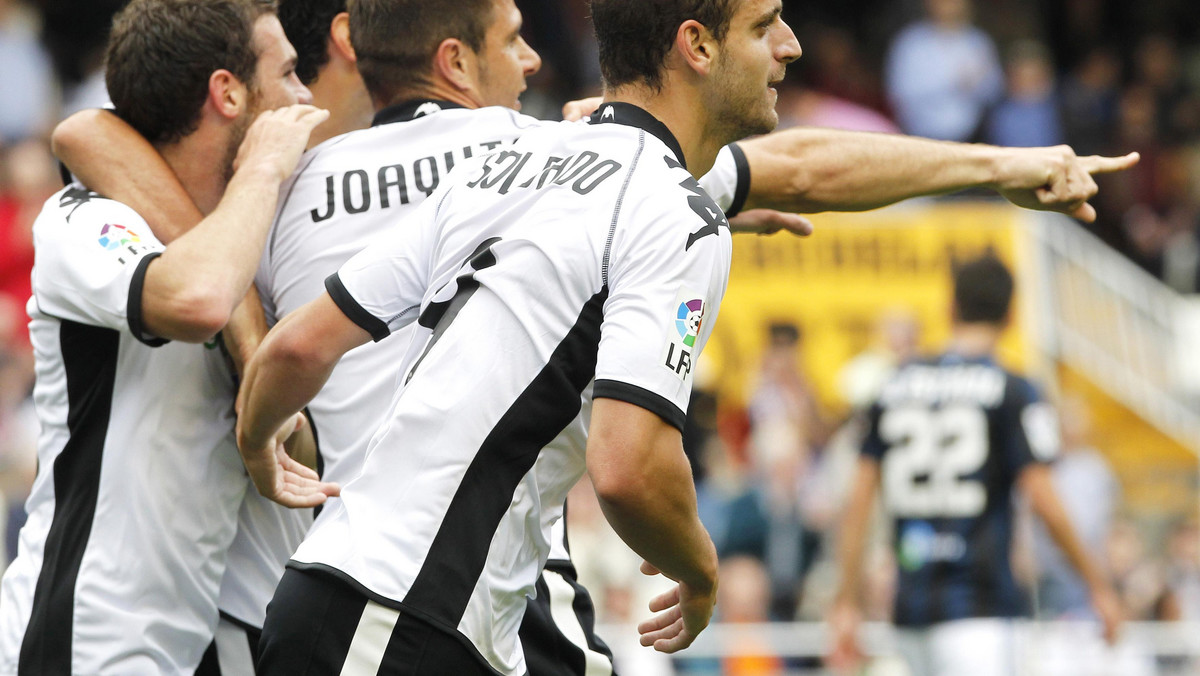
[0,0,1138,674]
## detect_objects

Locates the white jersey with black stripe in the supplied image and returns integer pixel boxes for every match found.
[289,102,734,675]
[0,186,246,674]
[227,101,747,636]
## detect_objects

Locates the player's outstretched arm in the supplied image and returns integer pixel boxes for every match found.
[237,292,366,506]
[139,105,327,342]
[827,456,881,671]
[586,398,718,654]
[1020,464,1123,644]
[737,128,1138,221]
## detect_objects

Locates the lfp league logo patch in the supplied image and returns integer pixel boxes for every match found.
[663,290,705,381]
[97,223,142,251]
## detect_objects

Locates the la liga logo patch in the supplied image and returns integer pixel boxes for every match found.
[675,299,705,347]
[98,223,142,251]
[663,290,706,382]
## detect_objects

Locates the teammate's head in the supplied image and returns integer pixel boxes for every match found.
[952,255,1014,325]
[591,0,800,139]
[348,0,540,110]
[277,0,347,86]
[107,0,306,146]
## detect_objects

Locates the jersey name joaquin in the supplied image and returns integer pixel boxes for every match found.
[310,138,510,222]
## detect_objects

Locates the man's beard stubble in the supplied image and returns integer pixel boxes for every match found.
[708,54,780,145]
[222,93,259,183]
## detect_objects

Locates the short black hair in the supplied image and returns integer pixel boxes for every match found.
[106,0,275,144]
[277,0,346,85]
[953,255,1014,323]
[348,0,491,106]
[590,0,737,91]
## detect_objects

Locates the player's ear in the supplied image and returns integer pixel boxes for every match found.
[433,37,476,95]
[208,69,247,120]
[673,19,718,77]
[329,12,356,63]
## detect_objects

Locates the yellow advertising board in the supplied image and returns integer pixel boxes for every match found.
[703,201,1033,412]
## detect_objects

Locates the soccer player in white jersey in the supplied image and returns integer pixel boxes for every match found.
[234,0,801,672]
[0,0,330,673]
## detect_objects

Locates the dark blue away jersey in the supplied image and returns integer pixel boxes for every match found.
[861,353,1059,626]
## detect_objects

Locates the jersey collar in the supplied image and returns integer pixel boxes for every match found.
[372,99,467,127]
[588,102,687,170]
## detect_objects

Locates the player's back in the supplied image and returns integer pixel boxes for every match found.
[260,103,539,480]
[293,104,733,675]
[215,104,544,630]
[863,353,1057,626]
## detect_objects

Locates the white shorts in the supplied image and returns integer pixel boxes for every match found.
[895,618,1017,676]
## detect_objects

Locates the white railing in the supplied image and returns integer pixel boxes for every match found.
[597,621,1200,675]
[1025,213,1200,455]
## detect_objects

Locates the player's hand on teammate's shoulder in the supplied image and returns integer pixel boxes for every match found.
[233,105,331,182]
[992,145,1139,223]
[729,209,815,237]
[635,560,718,654]
[239,412,340,509]
[561,96,603,122]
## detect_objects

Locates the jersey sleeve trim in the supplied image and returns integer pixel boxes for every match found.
[593,379,686,433]
[325,272,390,342]
[726,143,751,218]
[126,251,170,347]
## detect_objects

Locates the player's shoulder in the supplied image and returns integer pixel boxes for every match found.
[1000,368,1043,406]
[36,184,151,242]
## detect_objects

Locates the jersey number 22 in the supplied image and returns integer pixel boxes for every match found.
[880,405,988,518]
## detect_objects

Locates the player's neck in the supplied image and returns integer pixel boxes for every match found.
[949,323,1003,358]
[156,128,230,216]
[378,82,479,116]
[605,82,727,179]
[307,66,374,148]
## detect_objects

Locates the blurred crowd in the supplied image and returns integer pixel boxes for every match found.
[4,0,1200,672]
[569,314,1200,673]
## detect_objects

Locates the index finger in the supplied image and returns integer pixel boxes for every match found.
[1080,152,1140,175]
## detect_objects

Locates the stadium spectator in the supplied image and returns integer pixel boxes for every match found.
[1060,48,1121,156]
[797,24,890,115]
[1031,396,1119,619]
[0,0,55,144]
[0,140,54,346]
[774,84,900,134]
[716,556,786,676]
[884,0,1004,141]
[723,323,831,619]
[838,307,921,411]
[1164,517,1200,620]
[986,40,1064,149]
[1106,517,1178,622]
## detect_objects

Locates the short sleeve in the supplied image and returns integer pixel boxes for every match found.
[326,191,439,342]
[1002,377,1060,474]
[31,189,167,345]
[860,403,887,461]
[593,184,732,432]
[698,143,751,218]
